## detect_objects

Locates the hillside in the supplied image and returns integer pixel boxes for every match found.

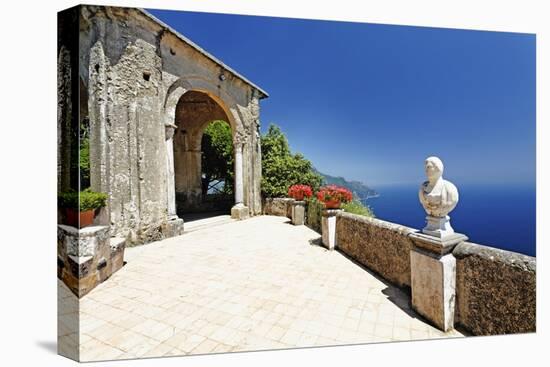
[315,169,378,200]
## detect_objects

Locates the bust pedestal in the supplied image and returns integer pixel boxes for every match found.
[409,231,467,331]
[423,215,455,238]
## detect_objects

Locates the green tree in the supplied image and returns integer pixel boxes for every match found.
[201,120,234,195]
[261,124,323,197]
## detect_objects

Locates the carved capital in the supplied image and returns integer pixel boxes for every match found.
[233,130,247,147]
[165,123,177,140]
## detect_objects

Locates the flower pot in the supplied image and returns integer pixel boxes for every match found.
[323,200,341,209]
[65,208,95,228]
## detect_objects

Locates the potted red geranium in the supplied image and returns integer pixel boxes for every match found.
[316,185,353,209]
[288,184,313,225]
[288,184,313,201]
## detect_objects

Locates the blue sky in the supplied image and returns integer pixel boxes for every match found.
[148,8,536,188]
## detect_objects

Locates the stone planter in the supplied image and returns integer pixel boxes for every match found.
[291,200,306,225]
[321,208,342,250]
[322,200,342,209]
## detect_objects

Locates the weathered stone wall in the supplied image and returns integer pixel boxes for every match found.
[336,212,415,288]
[78,5,266,244]
[334,212,536,335]
[262,198,294,218]
[453,242,536,335]
[58,6,80,193]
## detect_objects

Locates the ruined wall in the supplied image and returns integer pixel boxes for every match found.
[336,212,415,288]
[453,242,536,335]
[79,5,264,244]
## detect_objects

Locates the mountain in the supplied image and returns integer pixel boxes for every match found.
[314,169,378,200]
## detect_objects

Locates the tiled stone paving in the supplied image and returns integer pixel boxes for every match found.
[59,215,463,362]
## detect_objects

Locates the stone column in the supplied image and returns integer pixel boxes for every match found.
[231,142,249,219]
[235,143,244,205]
[162,123,184,237]
[321,208,342,250]
[165,124,177,219]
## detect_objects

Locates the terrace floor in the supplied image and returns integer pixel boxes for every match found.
[58,215,463,362]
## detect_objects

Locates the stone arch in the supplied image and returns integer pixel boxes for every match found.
[163,76,242,134]
[163,77,249,221]
[170,89,238,215]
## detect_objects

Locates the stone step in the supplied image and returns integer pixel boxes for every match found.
[184,215,234,233]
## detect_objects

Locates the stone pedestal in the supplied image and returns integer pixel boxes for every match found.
[423,215,455,238]
[291,201,306,225]
[409,232,467,331]
[231,203,250,220]
[321,208,341,250]
[57,224,126,298]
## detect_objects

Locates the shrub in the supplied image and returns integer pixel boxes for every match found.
[288,184,313,201]
[58,189,108,211]
[306,197,324,233]
[342,199,375,217]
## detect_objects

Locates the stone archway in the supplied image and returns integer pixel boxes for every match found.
[163,83,252,222]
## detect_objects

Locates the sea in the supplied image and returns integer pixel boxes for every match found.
[361,184,536,257]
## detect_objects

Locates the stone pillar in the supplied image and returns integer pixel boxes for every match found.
[162,123,184,237]
[410,233,467,331]
[165,124,177,219]
[291,201,306,225]
[321,208,341,250]
[231,142,249,219]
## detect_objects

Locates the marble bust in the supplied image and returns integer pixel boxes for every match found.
[419,156,459,237]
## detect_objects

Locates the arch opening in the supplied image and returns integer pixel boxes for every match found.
[173,90,234,217]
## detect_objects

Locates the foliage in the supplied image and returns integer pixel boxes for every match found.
[80,136,90,189]
[288,184,313,201]
[316,185,353,205]
[79,117,91,189]
[58,189,108,211]
[201,120,234,195]
[342,199,375,217]
[261,124,323,197]
[306,197,324,233]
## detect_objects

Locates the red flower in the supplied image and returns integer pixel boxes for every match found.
[316,185,353,207]
[288,184,313,201]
